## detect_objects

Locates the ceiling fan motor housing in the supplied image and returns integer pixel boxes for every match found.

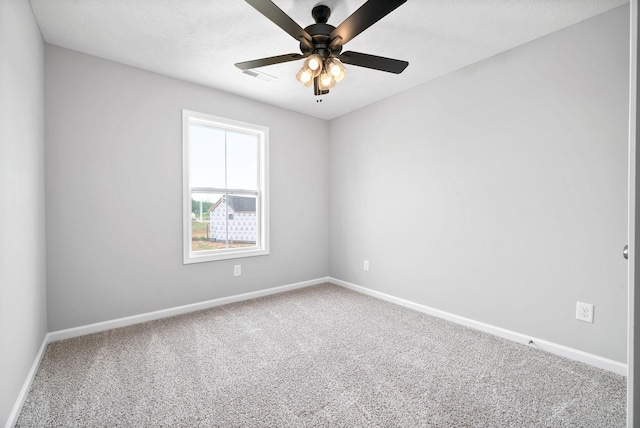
[301,6,342,58]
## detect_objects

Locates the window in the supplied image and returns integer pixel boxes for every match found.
[183,110,269,263]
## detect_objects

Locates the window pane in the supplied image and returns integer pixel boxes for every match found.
[191,192,224,252]
[227,131,258,191]
[193,193,258,252]
[190,124,225,188]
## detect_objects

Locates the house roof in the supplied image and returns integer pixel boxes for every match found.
[209,195,256,213]
[228,196,256,212]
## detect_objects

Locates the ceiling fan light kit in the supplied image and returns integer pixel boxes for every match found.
[296,56,346,90]
[235,0,409,97]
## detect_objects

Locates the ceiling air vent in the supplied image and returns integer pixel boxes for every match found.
[241,69,277,82]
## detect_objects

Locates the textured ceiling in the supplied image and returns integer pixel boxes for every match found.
[30,0,629,120]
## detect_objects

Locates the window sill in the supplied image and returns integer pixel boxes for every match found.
[183,247,270,264]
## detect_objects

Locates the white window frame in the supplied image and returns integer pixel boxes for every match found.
[182,110,269,264]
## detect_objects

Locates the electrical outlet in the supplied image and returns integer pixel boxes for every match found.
[234,265,241,277]
[363,260,370,271]
[576,302,594,323]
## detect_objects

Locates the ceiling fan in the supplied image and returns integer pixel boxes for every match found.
[235,0,409,96]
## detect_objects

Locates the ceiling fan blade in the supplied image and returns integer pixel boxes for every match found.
[245,0,312,42]
[330,0,406,46]
[338,51,408,74]
[235,53,304,70]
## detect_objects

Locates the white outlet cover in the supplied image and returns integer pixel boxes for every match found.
[363,260,370,271]
[234,265,241,276]
[576,302,594,323]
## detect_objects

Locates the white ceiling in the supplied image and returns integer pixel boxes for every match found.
[30,0,628,120]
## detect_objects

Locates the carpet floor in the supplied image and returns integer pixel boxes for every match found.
[16,283,626,427]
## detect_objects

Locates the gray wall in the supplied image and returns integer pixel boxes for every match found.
[0,0,47,425]
[329,6,630,362]
[45,45,329,331]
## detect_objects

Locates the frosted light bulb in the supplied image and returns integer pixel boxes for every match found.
[318,71,335,90]
[325,58,346,83]
[302,55,323,78]
[296,67,314,86]
[308,57,320,71]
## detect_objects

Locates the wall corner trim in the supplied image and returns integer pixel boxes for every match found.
[329,277,628,376]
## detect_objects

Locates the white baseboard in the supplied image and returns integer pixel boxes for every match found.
[7,275,624,427]
[49,277,329,343]
[5,334,48,428]
[329,277,627,376]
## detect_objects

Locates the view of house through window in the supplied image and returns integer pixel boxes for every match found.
[183,110,269,263]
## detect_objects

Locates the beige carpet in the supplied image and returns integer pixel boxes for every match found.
[17,284,626,427]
